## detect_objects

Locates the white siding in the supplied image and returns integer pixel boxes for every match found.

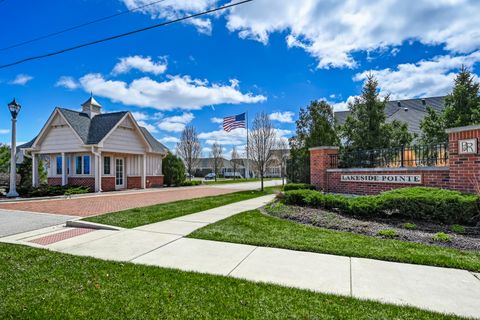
[126,154,142,176]
[38,114,85,153]
[146,154,162,176]
[102,118,147,153]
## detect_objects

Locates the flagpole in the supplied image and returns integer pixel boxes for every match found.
[246,111,249,179]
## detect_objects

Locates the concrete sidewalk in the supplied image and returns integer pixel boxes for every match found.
[2,194,480,319]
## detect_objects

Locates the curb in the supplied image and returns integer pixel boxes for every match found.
[66,220,123,231]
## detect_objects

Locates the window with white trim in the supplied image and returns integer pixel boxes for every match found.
[104,156,111,175]
[75,155,91,175]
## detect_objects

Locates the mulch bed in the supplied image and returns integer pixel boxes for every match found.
[266,204,480,251]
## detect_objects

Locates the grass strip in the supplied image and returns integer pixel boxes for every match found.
[85,189,275,228]
[189,210,480,272]
[0,243,461,320]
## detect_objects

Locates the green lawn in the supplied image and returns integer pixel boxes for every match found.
[189,210,480,272]
[85,190,275,228]
[203,178,281,185]
[0,243,461,320]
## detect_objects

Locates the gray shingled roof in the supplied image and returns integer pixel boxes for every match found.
[334,96,446,135]
[19,108,168,154]
[140,127,169,154]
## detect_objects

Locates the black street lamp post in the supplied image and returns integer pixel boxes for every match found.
[6,98,21,198]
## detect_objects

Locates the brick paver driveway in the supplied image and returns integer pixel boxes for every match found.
[0,187,242,217]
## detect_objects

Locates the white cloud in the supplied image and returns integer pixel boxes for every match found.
[79,73,266,111]
[122,0,216,34]
[137,120,158,133]
[11,74,33,85]
[354,51,480,99]
[131,111,150,121]
[158,112,194,132]
[112,55,167,75]
[270,111,294,123]
[55,76,78,90]
[211,117,223,124]
[331,96,357,112]
[0,129,10,134]
[160,136,180,144]
[225,0,480,68]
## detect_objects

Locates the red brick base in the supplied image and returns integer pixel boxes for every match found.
[101,177,115,192]
[146,176,164,188]
[127,176,141,189]
[48,177,62,186]
[67,177,95,190]
[325,169,450,195]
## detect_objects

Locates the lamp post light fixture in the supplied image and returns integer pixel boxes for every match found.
[6,98,21,198]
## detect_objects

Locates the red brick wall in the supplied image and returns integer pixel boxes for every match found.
[127,176,141,189]
[48,177,62,186]
[309,147,339,192]
[447,127,480,193]
[309,126,480,195]
[326,169,450,195]
[102,177,115,192]
[67,177,95,189]
[146,176,164,188]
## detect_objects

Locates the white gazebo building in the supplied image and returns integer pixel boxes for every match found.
[19,96,168,192]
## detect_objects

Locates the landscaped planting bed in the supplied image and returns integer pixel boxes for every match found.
[283,187,480,226]
[267,203,480,251]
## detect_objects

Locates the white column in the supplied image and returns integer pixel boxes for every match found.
[61,152,67,186]
[31,153,38,187]
[142,154,147,189]
[95,152,101,192]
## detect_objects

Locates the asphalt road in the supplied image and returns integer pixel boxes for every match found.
[0,210,75,238]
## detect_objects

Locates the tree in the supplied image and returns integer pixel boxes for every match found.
[276,138,289,186]
[288,100,338,183]
[420,106,447,144]
[176,125,201,180]
[0,144,10,174]
[17,156,48,192]
[421,66,480,143]
[341,74,413,150]
[210,141,223,182]
[248,112,277,191]
[230,146,240,180]
[162,153,185,186]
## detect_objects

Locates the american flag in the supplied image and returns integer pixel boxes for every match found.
[223,113,246,132]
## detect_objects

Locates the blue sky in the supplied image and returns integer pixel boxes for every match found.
[1,0,479,157]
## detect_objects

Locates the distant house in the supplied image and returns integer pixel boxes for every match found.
[194,149,290,179]
[334,96,446,136]
[19,96,168,192]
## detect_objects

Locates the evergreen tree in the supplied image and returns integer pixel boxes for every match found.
[288,100,338,183]
[162,153,185,186]
[443,66,480,127]
[0,144,10,174]
[420,106,447,144]
[420,66,480,143]
[342,74,413,150]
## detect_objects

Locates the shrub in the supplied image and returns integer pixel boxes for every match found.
[377,229,398,238]
[163,153,186,187]
[432,232,451,242]
[19,184,91,197]
[402,223,417,230]
[180,180,202,187]
[379,187,479,225]
[283,187,480,226]
[283,183,316,191]
[449,224,465,234]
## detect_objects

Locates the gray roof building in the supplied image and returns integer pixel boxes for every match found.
[334,96,446,136]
